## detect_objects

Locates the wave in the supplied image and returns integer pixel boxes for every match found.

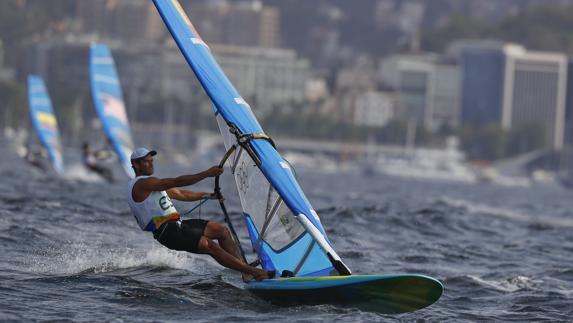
[25,242,216,276]
[437,197,573,229]
[446,274,540,293]
[474,275,540,292]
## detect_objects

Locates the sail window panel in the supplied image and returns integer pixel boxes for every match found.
[215,114,240,168]
[234,154,269,230]
[230,142,306,251]
[264,200,306,251]
[215,114,235,149]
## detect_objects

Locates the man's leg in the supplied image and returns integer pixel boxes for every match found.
[203,222,242,261]
[197,236,268,281]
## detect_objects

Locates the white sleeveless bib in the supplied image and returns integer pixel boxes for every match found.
[127,176,180,231]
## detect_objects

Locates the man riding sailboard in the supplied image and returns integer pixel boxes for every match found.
[143,0,443,313]
[127,147,272,281]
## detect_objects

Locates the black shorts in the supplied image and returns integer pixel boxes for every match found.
[153,219,209,253]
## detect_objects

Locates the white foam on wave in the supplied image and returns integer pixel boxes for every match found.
[439,197,573,228]
[468,275,540,292]
[27,242,216,276]
[63,163,104,183]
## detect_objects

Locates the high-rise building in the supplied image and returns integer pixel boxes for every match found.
[379,54,443,127]
[459,41,507,126]
[398,65,431,123]
[259,6,281,48]
[110,0,163,42]
[74,0,107,37]
[427,64,460,130]
[213,45,310,115]
[502,48,568,149]
[74,0,164,42]
[459,41,568,149]
[185,0,281,49]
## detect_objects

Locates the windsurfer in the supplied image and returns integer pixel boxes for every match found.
[82,142,114,182]
[22,143,47,171]
[127,147,271,281]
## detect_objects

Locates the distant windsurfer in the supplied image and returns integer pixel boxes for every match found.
[127,147,271,281]
[82,142,114,182]
[22,143,47,172]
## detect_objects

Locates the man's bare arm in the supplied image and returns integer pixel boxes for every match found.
[132,166,223,202]
[167,188,211,202]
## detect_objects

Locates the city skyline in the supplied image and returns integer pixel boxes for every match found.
[1,0,573,165]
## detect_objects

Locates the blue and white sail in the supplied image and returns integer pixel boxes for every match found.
[27,75,64,174]
[89,43,135,178]
[153,0,351,277]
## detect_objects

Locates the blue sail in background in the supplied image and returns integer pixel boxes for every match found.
[89,43,135,178]
[27,75,64,174]
[153,0,351,277]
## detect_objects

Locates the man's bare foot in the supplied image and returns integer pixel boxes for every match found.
[242,269,275,282]
[252,269,276,281]
[242,273,253,283]
[252,269,268,281]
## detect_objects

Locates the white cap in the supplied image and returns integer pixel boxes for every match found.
[130,147,157,161]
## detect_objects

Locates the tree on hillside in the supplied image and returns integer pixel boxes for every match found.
[421,4,573,55]
[420,16,490,52]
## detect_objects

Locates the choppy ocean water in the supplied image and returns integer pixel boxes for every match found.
[1,142,572,322]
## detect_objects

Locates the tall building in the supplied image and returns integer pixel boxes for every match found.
[459,41,507,126]
[427,64,460,130]
[185,0,281,49]
[109,0,164,42]
[398,64,431,123]
[379,54,455,128]
[459,41,568,149]
[502,48,568,149]
[74,0,108,37]
[74,0,164,42]
[213,45,310,115]
[259,6,281,48]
